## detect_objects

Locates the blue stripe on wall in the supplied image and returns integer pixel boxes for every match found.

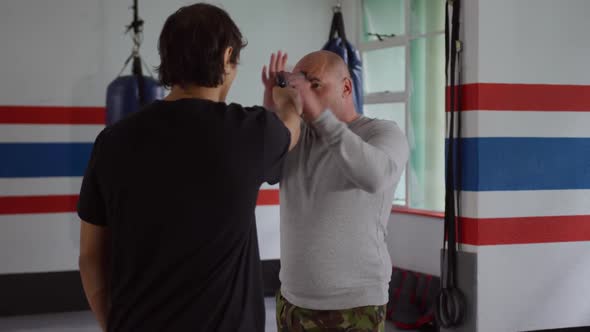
[447,138,590,191]
[3,138,589,188]
[0,143,93,178]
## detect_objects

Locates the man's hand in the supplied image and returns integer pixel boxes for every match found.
[293,80,324,122]
[262,51,288,109]
[272,86,302,116]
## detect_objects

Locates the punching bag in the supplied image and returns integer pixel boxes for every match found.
[106,57,164,126]
[106,0,164,126]
[322,7,364,114]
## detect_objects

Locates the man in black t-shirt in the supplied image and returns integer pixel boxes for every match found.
[77,4,302,332]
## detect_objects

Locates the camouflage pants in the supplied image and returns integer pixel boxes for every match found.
[276,292,386,332]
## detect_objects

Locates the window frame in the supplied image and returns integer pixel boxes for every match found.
[357,0,445,216]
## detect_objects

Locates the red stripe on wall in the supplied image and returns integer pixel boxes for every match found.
[0,195,79,215]
[0,106,105,124]
[392,206,444,219]
[0,190,280,215]
[3,83,589,124]
[446,83,590,112]
[459,215,590,245]
[257,189,280,205]
[4,191,588,245]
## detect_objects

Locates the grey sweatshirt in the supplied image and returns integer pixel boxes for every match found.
[279,110,409,310]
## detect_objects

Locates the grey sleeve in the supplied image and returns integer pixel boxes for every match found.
[311,110,409,193]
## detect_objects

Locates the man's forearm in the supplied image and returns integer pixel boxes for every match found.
[80,257,110,331]
[275,104,301,150]
[263,89,274,110]
[312,111,408,193]
[88,288,110,331]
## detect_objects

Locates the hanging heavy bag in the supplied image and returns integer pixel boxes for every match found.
[106,57,164,126]
[105,0,164,126]
[321,7,364,114]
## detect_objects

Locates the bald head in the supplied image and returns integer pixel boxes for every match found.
[292,50,357,122]
[295,51,350,80]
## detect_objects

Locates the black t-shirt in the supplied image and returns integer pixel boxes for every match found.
[78,99,290,332]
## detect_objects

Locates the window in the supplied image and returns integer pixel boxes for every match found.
[359,0,445,212]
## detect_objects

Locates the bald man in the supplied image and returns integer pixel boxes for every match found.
[261,51,409,331]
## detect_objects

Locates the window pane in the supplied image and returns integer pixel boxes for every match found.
[363,103,406,205]
[362,0,405,42]
[362,47,405,94]
[411,0,445,35]
[408,34,445,211]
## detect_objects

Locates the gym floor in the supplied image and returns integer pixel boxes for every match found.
[0,298,408,332]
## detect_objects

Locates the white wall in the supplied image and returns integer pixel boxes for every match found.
[0,0,333,274]
[387,213,443,276]
[478,242,590,331]
[473,1,590,331]
[478,0,590,85]
[0,0,333,106]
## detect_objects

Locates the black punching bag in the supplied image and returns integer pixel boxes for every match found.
[106,0,164,126]
[106,57,164,126]
[322,6,364,114]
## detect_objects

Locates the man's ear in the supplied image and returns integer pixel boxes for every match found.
[342,77,353,97]
[224,46,234,72]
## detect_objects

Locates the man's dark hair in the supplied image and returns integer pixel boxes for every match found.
[156,3,247,88]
